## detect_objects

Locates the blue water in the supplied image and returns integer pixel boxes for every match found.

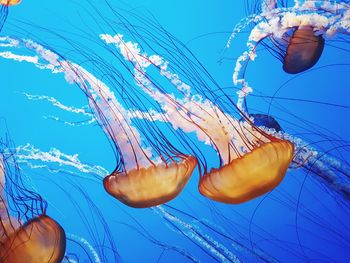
[0,1,349,262]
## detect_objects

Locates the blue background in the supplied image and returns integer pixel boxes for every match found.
[0,1,349,262]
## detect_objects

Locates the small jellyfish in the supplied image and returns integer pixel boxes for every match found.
[283,26,325,74]
[242,113,282,132]
[229,0,350,96]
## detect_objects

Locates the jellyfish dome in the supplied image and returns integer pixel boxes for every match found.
[0,215,66,263]
[0,144,66,263]
[229,0,350,95]
[283,26,325,73]
[199,138,294,204]
[104,156,198,208]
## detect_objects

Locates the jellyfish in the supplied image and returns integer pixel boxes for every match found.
[103,155,197,208]
[62,62,198,208]
[0,33,293,207]
[227,0,350,106]
[70,63,198,208]
[1,215,66,263]
[0,37,198,208]
[282,25,325,74]
[0,139,66,263]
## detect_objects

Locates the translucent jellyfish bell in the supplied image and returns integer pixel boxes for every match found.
[0,215,66,263]
[199,139,294,204]
[104,156,198,208]
[283,26,325,74]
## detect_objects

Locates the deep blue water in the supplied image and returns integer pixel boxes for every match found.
[0,1,349,262]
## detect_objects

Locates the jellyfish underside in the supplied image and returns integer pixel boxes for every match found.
[0,0,20,6]
[104,156,198,208]
[199,140,294,204]
[0,215,66,263]
[283,27,325,74]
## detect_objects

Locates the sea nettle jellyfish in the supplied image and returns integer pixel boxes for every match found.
[0,141,66,263]
[69,59,198,208]
[63,61,198,208]
[0,37,198,208]
[228,0,350,102]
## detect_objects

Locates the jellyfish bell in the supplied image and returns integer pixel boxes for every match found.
[230,0,350,98]
[0,215,66,263]
[0,0,21,6]
[283,26,325,74]
[199,138,294,204]
[0,137,66,262]
[104,155,198,208]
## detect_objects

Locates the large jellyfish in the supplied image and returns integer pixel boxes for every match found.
[0,36,198,208]
[0,140,66,263]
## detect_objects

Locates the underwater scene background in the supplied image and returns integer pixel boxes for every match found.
[0,0,349,262]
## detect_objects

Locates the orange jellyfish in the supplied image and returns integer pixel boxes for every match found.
[53,59,199,208]
[193,113,293,204]
[199,138,294,204]
[0,151,66,262]
[0,36,198,209]
[229,0,350,97]
[104,156,197,208]
[283,26,325,74]
[0,215,66,263]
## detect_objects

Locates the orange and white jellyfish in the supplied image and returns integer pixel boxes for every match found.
[0,215,66,263]
[71,65,198,208]
[0,37,197,208]
[100,34,295,204]
[0,152,66,263]
[228,0,350,108]
[64,65,199,207]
